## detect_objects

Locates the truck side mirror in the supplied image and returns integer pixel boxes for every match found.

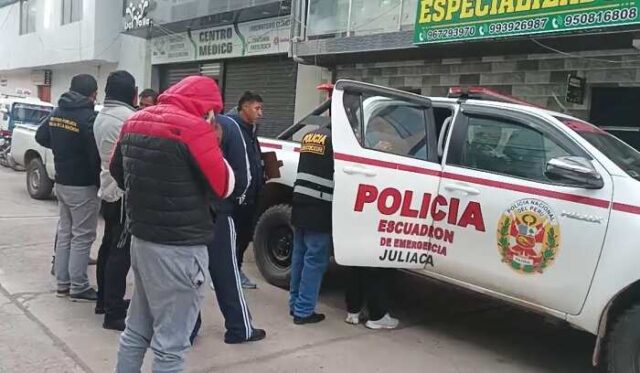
[545,156,604,189]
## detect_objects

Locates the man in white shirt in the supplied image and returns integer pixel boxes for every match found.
[93,71,137,331]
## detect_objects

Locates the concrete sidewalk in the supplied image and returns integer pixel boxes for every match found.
[0,166,595,373]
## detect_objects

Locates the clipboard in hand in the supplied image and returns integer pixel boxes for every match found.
[262,151,282,180]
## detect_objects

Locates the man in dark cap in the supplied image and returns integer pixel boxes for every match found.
[36,74,101,302]
[93,70,137,331]
[138,89,158,109]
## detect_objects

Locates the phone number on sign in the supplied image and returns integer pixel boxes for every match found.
[564,7,638,27]
[427,26,476,41]
[488,18,548,35]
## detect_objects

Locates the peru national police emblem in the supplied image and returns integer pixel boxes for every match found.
[497,199,560,274]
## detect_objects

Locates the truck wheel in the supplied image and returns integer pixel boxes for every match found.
[607,304,640,373]
[26,158,53,200]
[253,204,293,289]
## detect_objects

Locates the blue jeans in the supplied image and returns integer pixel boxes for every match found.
[289,228,331,318]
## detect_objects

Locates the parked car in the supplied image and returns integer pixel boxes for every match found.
[254,80,640,373]
[0,96,53,170]
[12,104,102,199]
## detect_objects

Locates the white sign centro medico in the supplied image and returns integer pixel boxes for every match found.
[151,16,291,65]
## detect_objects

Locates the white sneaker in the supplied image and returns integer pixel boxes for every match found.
[365,313,399,330]
[345,312,360,325]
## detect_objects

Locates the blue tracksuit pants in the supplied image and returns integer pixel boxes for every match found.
[191,214,253,343]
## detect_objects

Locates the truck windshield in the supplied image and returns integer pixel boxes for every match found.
[11,103,52,126]
[558,117,640,180]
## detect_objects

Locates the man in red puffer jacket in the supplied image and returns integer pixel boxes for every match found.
[110,76,234,373]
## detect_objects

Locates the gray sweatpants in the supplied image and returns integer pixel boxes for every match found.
[116,236,208,373]
[55,184,99,294]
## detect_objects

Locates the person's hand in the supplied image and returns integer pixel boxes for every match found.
[212,120,223,145]
[206,112,222,145]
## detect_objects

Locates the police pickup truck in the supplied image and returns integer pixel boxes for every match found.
[253,80,640,372]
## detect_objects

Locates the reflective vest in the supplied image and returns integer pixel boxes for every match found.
[291,126,334,233]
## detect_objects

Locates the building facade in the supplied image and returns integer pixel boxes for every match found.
[124,0,330,137]
[0,0,151,104]
[292,0,640,148]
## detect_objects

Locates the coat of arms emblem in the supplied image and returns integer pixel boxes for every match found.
[497,199,560,274]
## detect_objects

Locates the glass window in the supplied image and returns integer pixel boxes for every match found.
[307,0,349,37]
[453,116,572,182]
[558,117,640,181]
[20,0,36,35]
[62,0,83,25]
[401,0,418,30]
[350,0,402,36]
[11,104,52,125]
[343,92,428,160]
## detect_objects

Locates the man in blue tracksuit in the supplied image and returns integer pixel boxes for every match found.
[191,113,266,344]
[226,92,264,289]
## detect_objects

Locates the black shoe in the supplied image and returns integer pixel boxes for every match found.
[69,288,98,303]
[55,289,70,298]
[97,298,129,314]
[225,328,267,344]
[294,313,325,325]
[103,318,125,332]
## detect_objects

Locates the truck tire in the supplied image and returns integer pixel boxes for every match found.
[253,204,293,289]
[607,304,640,373]
[26,158,53,200]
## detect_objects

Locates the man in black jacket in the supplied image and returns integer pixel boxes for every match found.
[227,91,264,289]
[36,74,101,302]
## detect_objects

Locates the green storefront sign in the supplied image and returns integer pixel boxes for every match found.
[413,0,640,44]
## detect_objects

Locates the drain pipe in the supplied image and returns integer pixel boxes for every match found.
[290,0,307,64]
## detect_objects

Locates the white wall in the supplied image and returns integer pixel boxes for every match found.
[0,1,152,103]
[293,64,331,122]
[50,62,118,105]
[117,35,152,90]
[0,0,121,71]
[0,69,37,97]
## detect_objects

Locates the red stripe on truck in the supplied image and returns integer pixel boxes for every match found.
[334,151,640,214]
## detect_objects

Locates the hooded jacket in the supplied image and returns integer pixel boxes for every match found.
[93,100,136,202]
[210,114,251,215]
[35,91,100,186]
[227,113,263,205]
[110,76,235,246]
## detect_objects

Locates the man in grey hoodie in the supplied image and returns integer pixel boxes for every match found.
[93,71,137,331]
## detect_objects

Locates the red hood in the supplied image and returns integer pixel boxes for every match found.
[158,76,223,116]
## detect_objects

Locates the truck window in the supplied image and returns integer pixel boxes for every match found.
[11,103,52,126]
[558,117,640,180]
[343,92,429,160]
[450,115,572,182]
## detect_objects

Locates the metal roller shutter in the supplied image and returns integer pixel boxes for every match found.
[200,63,222,81]
[223,57,297,138]
[160,63,201,91]
[160,62,223,91]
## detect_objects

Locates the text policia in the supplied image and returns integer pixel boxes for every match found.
[354,184,486,267]
[418,0,595,23]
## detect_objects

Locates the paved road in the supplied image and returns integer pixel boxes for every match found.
[0,166,597,372]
